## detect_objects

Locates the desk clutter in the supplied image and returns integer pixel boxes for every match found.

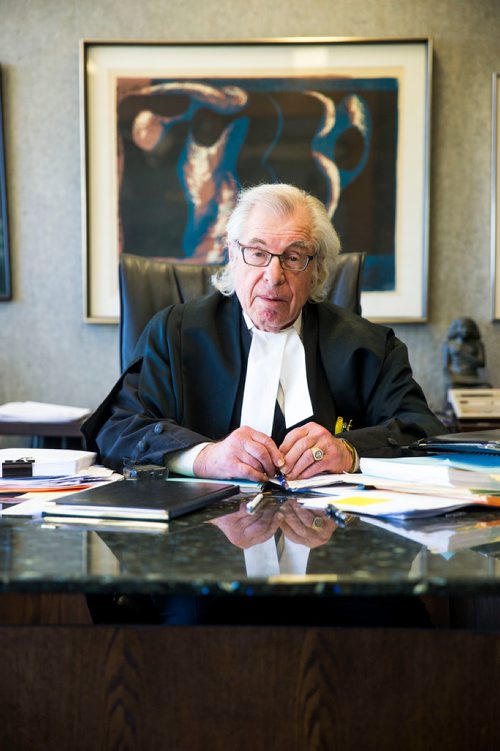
[0,447,96,477]
[259,431,500,518]
[1,432,500,553]
[0,448,240,526]
[0,448,119,495]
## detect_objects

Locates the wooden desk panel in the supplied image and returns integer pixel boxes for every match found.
[0,592,92,624]
[0,624,499,751]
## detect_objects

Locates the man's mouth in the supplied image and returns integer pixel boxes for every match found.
[258,294,286,303]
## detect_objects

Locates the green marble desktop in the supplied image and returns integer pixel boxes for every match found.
[1,496,500,598]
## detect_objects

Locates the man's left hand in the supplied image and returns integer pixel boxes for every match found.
[279,421,353,479]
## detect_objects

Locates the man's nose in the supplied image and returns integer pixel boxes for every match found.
[263,255,285,284]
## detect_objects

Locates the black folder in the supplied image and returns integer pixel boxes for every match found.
[413,430,500,455]
[44,478,239,522]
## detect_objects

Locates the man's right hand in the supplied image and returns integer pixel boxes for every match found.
[193,426,285,482]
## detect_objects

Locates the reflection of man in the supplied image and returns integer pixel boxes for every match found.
[84,182,443,483]
[210,499,337,576]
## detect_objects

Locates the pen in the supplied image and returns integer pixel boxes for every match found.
[246,492,265,514]
[275,470,290,491]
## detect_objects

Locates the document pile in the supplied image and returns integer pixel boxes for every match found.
[298,483,500,519]
[286,431,500,520]
[0,448,112,493]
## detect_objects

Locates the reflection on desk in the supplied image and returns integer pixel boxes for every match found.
[1,498,500,599]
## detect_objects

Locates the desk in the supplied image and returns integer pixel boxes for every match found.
[0,498,500,750]
[0,417,85,448]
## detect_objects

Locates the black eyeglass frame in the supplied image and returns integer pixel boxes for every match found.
[234,240,316,272]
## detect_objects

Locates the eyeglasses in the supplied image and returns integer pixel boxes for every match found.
[234,240,315,272]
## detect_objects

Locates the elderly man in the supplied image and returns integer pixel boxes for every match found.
[84,183,442,480]
[84,183,443,627]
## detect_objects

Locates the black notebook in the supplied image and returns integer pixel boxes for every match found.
[43,478,239,522]
[413,430,500,455]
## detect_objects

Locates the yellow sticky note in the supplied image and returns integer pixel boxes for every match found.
[330,496,386,507]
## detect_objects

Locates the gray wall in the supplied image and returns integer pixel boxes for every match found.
[1,0,499,426]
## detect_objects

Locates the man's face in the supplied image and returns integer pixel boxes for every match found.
[231,204,315,332]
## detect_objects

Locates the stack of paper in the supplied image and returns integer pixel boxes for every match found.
[0,401,91,423]
[0,448,102,494]
[1,472,124,517]
[299,486,500,519]
[0,448,97,478]
[359,455,500,490]
[264,464,500,519]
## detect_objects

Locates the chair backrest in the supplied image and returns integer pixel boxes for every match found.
[119,251,366,371]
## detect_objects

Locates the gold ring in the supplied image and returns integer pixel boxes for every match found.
[312,516,324,529]
[311,446,324,461]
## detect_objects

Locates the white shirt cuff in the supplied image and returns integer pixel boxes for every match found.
[166,442,211,477]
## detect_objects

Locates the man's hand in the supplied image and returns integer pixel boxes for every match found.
[194,426,285,482]
[279,421,354,479]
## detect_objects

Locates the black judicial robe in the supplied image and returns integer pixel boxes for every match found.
[82,292,444,471]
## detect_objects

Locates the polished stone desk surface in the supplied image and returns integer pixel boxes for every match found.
[1,494,500,598]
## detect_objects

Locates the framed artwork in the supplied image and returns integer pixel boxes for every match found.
[0,67,11,301]
[492,73,500,320]
[81,38,432,322]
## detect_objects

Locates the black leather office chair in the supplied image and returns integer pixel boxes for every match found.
[119,251,366,371]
